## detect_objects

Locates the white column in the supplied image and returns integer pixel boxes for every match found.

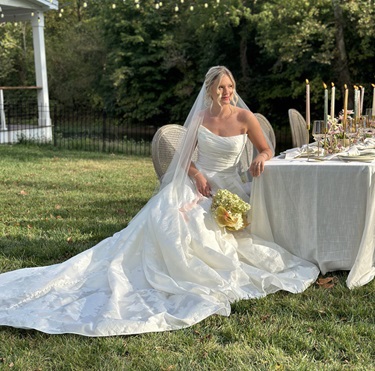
[0,89,6,130]
[31,12,51,127]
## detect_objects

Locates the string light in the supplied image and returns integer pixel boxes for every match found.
[0,0,222,22]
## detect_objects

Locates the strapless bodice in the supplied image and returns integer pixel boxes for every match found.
[196,126,247,174]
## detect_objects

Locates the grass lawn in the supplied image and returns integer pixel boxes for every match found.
[0,144,375,370]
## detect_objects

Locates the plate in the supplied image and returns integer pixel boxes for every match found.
[337,155,375,162]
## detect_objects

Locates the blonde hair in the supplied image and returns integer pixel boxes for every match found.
[204,66,239,109]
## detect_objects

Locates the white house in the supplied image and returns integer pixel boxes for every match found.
[0,0,58,144]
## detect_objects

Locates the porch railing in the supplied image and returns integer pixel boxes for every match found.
[0,86,43,130]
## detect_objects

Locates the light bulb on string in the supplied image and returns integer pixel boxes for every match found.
[190,5,193,11]
[31,12,35,17]
[112,4,116,9]
[159,1,163,6]
[155,3,159,9]
[174,4,179,11]
[59,12,62,17]
[204,2,208,8]
[180,0,184,3]
[83,2,87,7]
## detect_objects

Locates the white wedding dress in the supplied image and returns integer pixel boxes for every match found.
[0,126,319,336]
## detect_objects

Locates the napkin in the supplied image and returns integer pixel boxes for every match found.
[355,138,375,151]
[284,144,324,159]
[338,146,360,157]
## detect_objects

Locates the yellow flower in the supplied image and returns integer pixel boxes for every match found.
[211,189,251,231]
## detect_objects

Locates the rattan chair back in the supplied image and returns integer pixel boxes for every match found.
[288,109,309,148]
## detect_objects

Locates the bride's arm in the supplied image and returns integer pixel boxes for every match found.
[241,110,273,177]
[188,165,212,197]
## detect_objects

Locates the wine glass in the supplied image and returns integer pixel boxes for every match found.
[344,117,358,145]
[312,120,326,157]
[358,115,370,141]
[366,109,375,137]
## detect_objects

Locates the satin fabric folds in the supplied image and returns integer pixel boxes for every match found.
[0,126,319,336]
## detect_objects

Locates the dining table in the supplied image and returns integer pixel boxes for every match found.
[250,154,375,289]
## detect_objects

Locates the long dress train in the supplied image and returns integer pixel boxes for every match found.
[0,126,319,336]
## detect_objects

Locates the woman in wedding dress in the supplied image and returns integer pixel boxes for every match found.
[0,66,319,337]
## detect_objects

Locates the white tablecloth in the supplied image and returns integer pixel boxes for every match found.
[250,157,375,289]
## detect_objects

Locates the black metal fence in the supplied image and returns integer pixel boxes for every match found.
[52,106,155,156]
[1,100,294,155]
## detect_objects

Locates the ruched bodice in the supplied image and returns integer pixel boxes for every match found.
[197,126,247,174]
[195,125,250,200]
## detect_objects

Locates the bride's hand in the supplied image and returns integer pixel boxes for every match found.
[250,157,265,177]
[194,173,212,197]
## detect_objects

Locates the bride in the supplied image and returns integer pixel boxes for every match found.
[0,66,319,337]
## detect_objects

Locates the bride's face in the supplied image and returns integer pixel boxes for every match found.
[211,74,234,106]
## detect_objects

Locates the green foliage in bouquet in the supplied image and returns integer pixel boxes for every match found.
[211,189,251,231]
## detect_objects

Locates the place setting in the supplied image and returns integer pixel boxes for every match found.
[281,82,375,163]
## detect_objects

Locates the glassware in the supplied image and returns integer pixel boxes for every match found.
[344,117,358,145]
[366,109,375,136]
[358,115,371,140]
[312,120,326,157]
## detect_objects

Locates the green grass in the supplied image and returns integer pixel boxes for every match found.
[1,144,375,370]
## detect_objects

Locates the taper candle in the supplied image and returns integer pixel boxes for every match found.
[360,85,365,115]
[354,85,359,119]
[330,82,335,119]
[306,79,310,130]
[343,84,348,130]
[323,82,328,125]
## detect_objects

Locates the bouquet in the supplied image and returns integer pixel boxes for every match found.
[211,189,251,231]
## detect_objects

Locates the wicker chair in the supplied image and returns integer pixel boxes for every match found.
[151,124,188,180]
[254,113,276,151]
[288,108,309,148]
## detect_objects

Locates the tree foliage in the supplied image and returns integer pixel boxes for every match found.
[0,0,374,127]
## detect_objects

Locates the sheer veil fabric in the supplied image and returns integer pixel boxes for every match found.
[0,75,319,337]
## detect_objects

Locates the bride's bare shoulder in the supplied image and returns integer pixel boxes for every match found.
[236,107,257,123]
